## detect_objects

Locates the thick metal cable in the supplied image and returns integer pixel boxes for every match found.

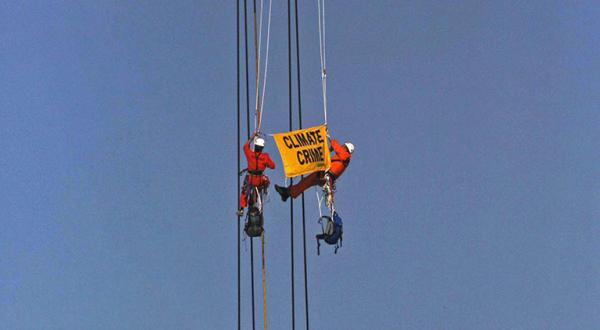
[236,1,241,328]
[287,0,296,328]
[293,1,310,328]
[245,1,257,329]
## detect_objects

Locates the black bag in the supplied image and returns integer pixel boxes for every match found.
[244,207,264,237]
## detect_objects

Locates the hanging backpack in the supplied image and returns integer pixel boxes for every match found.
[244,207,264,237]
[316,211,343,255]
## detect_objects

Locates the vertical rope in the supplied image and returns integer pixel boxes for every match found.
[261,232,268,330]
[317,0,328,125]
[258,0,273,131]
[287,0,295,328]
[252,0,261,132]
[245,1,257,329]
[250,241,256,330]
[236,1,241,328]
[293,1,310,328]
[244,0,251,138]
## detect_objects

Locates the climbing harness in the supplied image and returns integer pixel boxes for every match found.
[315,173,335,222]
[323,173,335,210]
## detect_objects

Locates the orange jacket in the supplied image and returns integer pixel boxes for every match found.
[244,139,275,185]
[328,139,351,178]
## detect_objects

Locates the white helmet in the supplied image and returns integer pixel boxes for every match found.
[254,137,265,148]
[345,142,354,154]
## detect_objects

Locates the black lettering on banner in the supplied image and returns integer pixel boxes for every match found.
[297,150,304,164]
[307,132,315,145]
[291,135,300,148]
[311,148,317,162]
[284,136,294,149]
[294,146,326,166]
[287,128,329,169]
[316,130,324,143]
[302,150,310,163]
[296,133,308,146]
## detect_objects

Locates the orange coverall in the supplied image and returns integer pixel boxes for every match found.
[288,139,351,198]
[240,139,276,208]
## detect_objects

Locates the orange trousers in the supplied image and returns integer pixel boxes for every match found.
[289,171,329,198]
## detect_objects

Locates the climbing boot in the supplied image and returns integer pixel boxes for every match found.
[274,185,290,202]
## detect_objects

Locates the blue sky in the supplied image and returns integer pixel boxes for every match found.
[1,1,599,329]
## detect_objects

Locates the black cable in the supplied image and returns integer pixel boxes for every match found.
[250,239,256,330]
[293,1,309,328]
[244,1,256,329]
[236,1,241,329]
[287,0,295,328]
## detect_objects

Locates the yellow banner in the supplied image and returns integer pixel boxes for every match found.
[273,125,331,177]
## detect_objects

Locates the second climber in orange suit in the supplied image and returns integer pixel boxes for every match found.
[238,132,276,216]
[274,137,354,201]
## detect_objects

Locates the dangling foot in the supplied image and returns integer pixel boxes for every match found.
[274,185,290,202]
[237,207,244,217]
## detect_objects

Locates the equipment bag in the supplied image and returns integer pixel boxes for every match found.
[244,207,264,237]
[316,212,343,254]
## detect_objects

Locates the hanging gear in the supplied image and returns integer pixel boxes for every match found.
[322,173,335,210]
[316,211,343,255]
[244,206,264,237]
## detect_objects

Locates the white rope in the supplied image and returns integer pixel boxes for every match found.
[315,188,323,218]
[314,0,329,217]
[321,0,327,77]
[317,0,324,73]
[258,0,264,54]
[254,0,264,132]
[315,187,335,219]
[258,0,272,131]
[317,0,328,125]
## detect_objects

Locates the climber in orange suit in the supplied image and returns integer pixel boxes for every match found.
[238,132,276,216]
[275,137,354,201]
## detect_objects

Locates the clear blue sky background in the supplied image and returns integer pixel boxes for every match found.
[1,1,599,329]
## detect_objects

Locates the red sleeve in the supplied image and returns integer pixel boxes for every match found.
[243,139,252,159]
[265,154,276,169]
[331,139,350,160]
